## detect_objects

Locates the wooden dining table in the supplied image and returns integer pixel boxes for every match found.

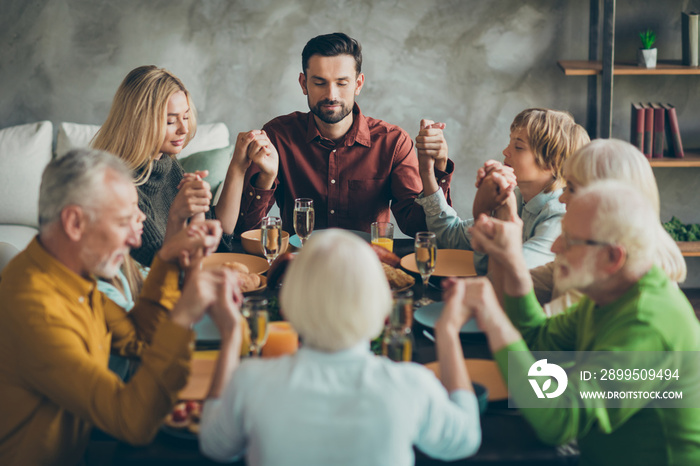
[87,237,580,466]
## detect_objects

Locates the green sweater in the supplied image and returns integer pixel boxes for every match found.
[494,266,700,466]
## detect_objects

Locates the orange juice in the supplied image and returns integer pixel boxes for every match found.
[371,237,394,252]
[261,321,299,358]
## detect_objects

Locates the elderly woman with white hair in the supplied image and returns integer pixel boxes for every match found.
[199,229,481,466]
[529,138,686,315]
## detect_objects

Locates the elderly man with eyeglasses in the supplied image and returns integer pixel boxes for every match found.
[441,180,700,466]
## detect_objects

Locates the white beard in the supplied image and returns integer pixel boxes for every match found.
[553,252,599,294]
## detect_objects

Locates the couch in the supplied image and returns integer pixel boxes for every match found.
[0,120,234,263]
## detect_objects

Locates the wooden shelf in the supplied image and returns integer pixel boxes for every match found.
[649,152,700,167]
[558,60,700,76]
[677,242,700,257]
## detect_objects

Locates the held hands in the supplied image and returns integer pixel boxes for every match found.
[158,219,223,267]
[438,277,508,335]
[472,161,517,218]
[469,213,524,268]
[170,171,212,226]
[170,266,243,334]
[415,119,448,173]
[246,130,279,190]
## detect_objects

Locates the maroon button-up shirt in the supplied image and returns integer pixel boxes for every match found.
[236,104,453,237]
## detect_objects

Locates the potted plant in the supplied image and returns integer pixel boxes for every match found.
[638,28,657,68]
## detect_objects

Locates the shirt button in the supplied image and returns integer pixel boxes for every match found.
[78,296,84,303]
[441,179,446,183]
[331,179,336,184]
[255,195,261,200]
[330,210,335,214]
[249,191,253,196]
[332,150,336,153]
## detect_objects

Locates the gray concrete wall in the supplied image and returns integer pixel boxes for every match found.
[2,0,700,279]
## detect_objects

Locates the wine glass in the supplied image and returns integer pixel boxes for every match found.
[241,296,269,357]
[260,216,283,265]
[293,198,315,246]
[414,232,437,307]
[389,289,414,334]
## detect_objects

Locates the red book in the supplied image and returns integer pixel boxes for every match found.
[662,103,685,158]
[649,103,665,158]
[642,103,654,159]
[630,102,645,153]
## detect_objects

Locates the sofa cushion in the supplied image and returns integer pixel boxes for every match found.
[56,122,230,159]
[0,121,53,228]
[179,144,233,194]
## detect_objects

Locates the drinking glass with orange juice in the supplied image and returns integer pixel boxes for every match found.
[261,321,299,357]
[371,222,394,252]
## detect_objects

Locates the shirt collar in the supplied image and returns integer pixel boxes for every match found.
[521,187,564,216]
[26,236,96,302]
[296,340,371,362]
[305,103,372,148]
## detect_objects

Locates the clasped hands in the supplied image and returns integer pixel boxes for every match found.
[163,219,244,336]
[473,160,517,220]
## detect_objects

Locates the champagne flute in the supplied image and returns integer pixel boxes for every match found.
[414,232,437,307]
[242,296,269,357]
[293,198,315,246]
[260,216,283,265]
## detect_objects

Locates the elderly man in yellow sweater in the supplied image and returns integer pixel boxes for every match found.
[0,148,241,465]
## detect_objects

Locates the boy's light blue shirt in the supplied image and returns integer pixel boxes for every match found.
[415,187,565,275]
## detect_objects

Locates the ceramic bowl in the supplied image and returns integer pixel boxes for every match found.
[241,229,290,257]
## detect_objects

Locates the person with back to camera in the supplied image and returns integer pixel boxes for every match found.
[199,229,482,466]
[93,65,273,267]
[235,32,455,237]
[415,108,589,276]
[529,138,686,315]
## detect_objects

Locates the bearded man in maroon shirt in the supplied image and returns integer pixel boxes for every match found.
[235,32,454,237]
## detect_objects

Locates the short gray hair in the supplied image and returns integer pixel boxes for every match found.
[577,180,657,276]
[280,229,392,352]
[39,148,133,229]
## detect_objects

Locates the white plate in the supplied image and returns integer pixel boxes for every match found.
[290,229,371,248]
[414,301,481,333]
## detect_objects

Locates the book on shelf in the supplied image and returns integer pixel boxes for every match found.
[642,103,654,159]
[630,102,645,153]
[649,103,665,159]
[682,11,699,67]
[662,103,685,158]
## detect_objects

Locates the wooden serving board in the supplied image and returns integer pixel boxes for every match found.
[179,351,218,400]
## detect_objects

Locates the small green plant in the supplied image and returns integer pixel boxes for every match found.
[639,28,657,49]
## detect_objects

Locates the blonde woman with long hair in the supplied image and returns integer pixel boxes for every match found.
[93,65,276,267]
[531,138,686,315]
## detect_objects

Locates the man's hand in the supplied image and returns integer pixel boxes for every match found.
[206,267,244,341]
[170,266,239,330]
[470,214,532,298]
[249,131,279,190]
[158,219,223,266]
[416,119,448,173]
[230,131,261,174]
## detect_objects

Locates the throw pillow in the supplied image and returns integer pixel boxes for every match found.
[178,145,234,193]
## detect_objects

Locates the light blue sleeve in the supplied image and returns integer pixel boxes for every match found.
[199,367,248,463]
[414,371,481,460]
[97,270,134,312]
[415,190,474,250]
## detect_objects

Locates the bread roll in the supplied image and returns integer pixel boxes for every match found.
[381,263,415,290]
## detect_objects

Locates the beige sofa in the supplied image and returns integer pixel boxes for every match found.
[0,120,233,268]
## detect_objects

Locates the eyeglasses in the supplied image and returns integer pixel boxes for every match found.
[559,231,613,250]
